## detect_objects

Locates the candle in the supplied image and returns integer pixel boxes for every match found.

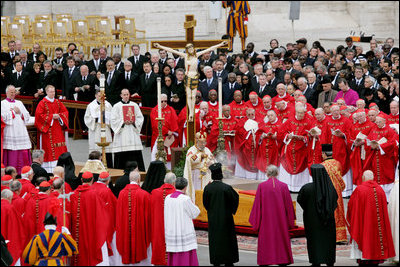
[218,77,222,118]
[99,74,105,88]
[101,128,106,138]
[157,77,162,118]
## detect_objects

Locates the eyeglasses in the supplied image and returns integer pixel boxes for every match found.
[161,100,167,103]
[242,78,249,80]
[381,78,388,81]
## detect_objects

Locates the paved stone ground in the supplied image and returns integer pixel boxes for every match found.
[68,137,397,266]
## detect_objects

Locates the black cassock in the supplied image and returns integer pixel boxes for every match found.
[203,180,239,265]
[297,182,337,265]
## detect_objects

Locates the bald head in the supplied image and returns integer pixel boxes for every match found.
[246,108,255,119]
[390,101,399,115]
[53,166,64,178]
[362,170,374,182]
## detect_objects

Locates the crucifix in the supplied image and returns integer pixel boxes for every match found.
[152,15,228,146]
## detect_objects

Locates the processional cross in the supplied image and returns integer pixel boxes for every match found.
[151,15,228,145]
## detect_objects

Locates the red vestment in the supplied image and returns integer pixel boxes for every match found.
[208,101,220,115]
[234,119,259,172]
[24,193,63,244]
[364,124,397,185]
[275,104,295,124]
[349,119,374,185]
[34,98,68,162]
[49,190,71,230]
[272,93,295,105]
[255,106,277,124]
[278,115,313,174]
[1,117,5,162]
[1,199,26,265]
[150,183,176,265]
[116,183,151,264]
[307,118,326,170]
[207,116,238,156]
[245,98,263,111]
[91,181,117,255]
[256,119,282,172]
[347,180,395,260]
[70,184,108,266]
[387,112,399,124]
[177,105,200,146]
[12,192,26,217]
[200,111,218,136]
[323,115,353,174]
[19,178,36,199]
[229,100,247,120]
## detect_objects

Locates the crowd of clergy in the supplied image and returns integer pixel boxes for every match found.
[1,35,399,266]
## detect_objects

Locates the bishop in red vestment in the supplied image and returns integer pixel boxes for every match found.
[116,171,151,265]
[307,108,326,170]
[364,115,398,199]
[19,166,36,198]
[388,100,399,125]
[277,104,313,192]
[150,173,176,265]
[70,172,109,266]
[34,86,68,172]
[255,95,276,124]
[275,99,295,124]
[1,189,26,266]
[229,90,247,120]
[245,92,263,112]
[10,180,27,217]
[323,104,353,197]
[271,83,295,105]
[208,89,220,115]
[349,110,374,186]
[91,172,117,258]
[150,94,179,162]
[177,91,201,147]
[347,171,395,264]
[234,108,260,179]
[256,110,282,173]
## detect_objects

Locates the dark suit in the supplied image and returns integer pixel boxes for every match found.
[257,84,275,98]
[247,51,259,65]
[10,71,30,95]
[198,77,219,101]
[166,81,186,111]
[98,57,112,74]
[121,71,139,95]
[28,51,45,63]
[71,74,98,102]
[224,62,234,73]
[159,57,168,69]
[214,70,228,84]
[39,69,57,91]
[85,59,101,74]
[222,82,241,105]
[264,77,279,98]
[305,57,316,66]
[52,57,67,69]
[20,60,34,73]
[7,51,18,63]
[62,66,80,99]
[173,57,185,71]
[105,70,123,105]
[31,162,50,185]
[115,62,124,73]
[139,71,157,107]
[303,86,318,108]
[127,54,146,76]
[251,76,259,92]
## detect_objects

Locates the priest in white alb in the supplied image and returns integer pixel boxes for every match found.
[111,89,145,171]
[1,85,32,174]
[84,89,113,168]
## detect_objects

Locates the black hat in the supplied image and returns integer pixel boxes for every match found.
[378,73,391,84]
[209,163,223,180]
[321,75,332,84]
[296,38,307,44]
[364,89,374,96]
[321,144,333,153]
[345,36,353,42]
[43,212,57,225]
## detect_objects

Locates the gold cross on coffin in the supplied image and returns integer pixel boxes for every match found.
[151,15,228,145]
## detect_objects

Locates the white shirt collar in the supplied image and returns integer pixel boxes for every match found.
[209,101,218,106]
[45,225,57,230]
[45,96,55,102]
[130,181,139,185]
[279,92,287,98]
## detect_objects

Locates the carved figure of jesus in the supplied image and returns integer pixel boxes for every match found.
[154,41,228,122]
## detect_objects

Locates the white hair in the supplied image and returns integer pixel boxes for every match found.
[1,189,13,200]
[5,85,16,94]
[129,170,141,183]
[164,172,176,184]
[295,102,306,112]
[21,168,33,179]
[203,66,213,73]
[266,165,279,177]
[362,170,374,181]
[297,77,307,84]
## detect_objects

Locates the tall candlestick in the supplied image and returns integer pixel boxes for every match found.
[157,77,162,118]
[99,74,105,88]
[218,77,222,118]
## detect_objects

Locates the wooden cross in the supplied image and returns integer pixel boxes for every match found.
[151,15,228,146]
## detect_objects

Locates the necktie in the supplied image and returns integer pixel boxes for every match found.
[259,86,263,93]
[126,73,129,80]
[11,53,14,58]
[34,54,36,62]
[44,72,48,78]
[57,58,60,64]
[207,79,211,87]
[230,83,232,90]
[135,56,138,64]
[107,72,112,85]
[357,80,360,86]
[145,74,149,83]
[217,72,221,77]
[95,60,98,70]
[69,68,72,77]
[17,73,20,80]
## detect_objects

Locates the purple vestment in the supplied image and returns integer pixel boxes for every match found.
[249,177,296,265]
[334,88,359,106]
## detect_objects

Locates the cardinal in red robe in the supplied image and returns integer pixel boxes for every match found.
[24,181,64,244]
[245,92,263,112]
[349,110,374,186]
[256,110,282,173]
[91,172,118,258]
[275,100,295,124]
[364,115,398,199]
[307,108,326,170]
[208,89,220,115]
[255,95,277,124]
[150,95,179,162]
[34,86,68,172]
[229,90,247,120]
[388,100,399,125]
[19,166,36,198]
[347,170,395,264]
[323,104,353,197]
[70,172,109,266]
[277,104,313,192]
[150,176,176,265]
[116,171,151,265]
[271,83,295,106]
[1,189,26,266]
[11,185,27,218]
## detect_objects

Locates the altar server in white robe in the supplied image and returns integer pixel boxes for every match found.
[1,85,31,174]
[111,89,145,171]
[84,89,113,168]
